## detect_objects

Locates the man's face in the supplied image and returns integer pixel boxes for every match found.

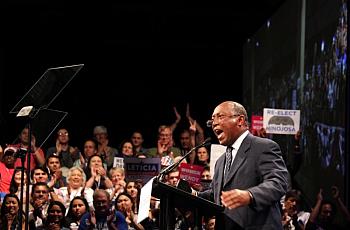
[159,128,172,145]
[94,132,107,144]
[320,203,333,223]
[33,169,48,183]
[131,132,143,147]
[84,140,97,157]
[32,185,49,202]
[2,153,15,167]
[201,170,211,180]
[94,192,109,214]
[211,102,242,146]
[47,157,61,172]
[180,131,191,149]
[167,171,179,187]
[284,197,298,215]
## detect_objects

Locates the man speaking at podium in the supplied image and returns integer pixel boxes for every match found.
[198,101,288,230]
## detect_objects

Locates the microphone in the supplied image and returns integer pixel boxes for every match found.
[157,137,212,181]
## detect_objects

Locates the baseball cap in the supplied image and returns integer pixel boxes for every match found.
[4,146,17,156]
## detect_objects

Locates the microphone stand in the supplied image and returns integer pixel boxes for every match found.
[15,109,35,230]
[156,138,211,183]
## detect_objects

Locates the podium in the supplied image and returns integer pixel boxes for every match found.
[152,180,224,230]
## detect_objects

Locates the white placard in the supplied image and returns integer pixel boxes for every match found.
[137,176,155,223]
[17,106,34,117]
[113,157,124,168]
[210,144,226,178]
[263,108,300,135]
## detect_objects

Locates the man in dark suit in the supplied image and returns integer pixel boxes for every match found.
[199,101,289,229]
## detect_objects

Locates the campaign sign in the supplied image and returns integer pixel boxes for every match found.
[251,115,263,131]
[178,163,204,186]
[263,108,300,135]
[124,158,161,184]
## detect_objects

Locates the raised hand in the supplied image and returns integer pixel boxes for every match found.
[173,106,181,124]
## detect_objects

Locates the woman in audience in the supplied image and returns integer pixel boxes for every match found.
[66,196,90,229]
[56,166,94,209]
[118,139,136,157]
[116,192,145,230]
[193,146,210,166]
[106,167,126,205]
[85,155,113,190]
[0,194,25,229]
[39,201,69,230]
[125,180,141,214]
[9,167,28,197]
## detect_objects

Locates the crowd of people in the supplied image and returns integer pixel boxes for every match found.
[0,102,349,230]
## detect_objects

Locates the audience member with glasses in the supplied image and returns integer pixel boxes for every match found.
[46,128,80,168]
[198,101,289,230]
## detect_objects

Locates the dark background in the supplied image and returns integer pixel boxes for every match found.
[0,0,285,149]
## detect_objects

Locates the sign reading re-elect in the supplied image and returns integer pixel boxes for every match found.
[263,108,300,135]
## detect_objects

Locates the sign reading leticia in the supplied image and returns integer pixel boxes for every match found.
[263,108,300,135]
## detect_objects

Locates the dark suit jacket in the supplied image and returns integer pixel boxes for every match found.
[199,133,289,230]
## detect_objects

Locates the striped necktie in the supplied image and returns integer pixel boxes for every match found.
[224,146,233,176]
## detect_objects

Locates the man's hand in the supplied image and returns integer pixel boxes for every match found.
[221,189,252,209]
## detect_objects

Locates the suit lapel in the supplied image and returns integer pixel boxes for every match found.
[223,134,252,187]
[216,154,225,194]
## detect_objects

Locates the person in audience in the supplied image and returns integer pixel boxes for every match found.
[178,129,195,162]
[118,139,136,157]
[79,189,128,230]
[106,167,126,204]
[93,125,118,170]
[31,166,50,184]
[29,182,51,228]
[74,139,98,169]
[185,103,205,145]
[13,126,45,170]
[203,216,216,230]
[306,186,350,230]
[66,196,90,229]
[46,128,80,168]
[9,167,28,207]
[201,166,211,180]
[125,180,141,214]
[130,131,148,154]
[193,146,210,166]
[46,153,67,189]
[0,193,25,229]
[0,146,16,193]
[116,192,145,230]
[282,189,310,230]
[57,166,94,209]
[38,200,69,230]
[147,125,181,162]
[165,169,180,187]
[85,155,113,190]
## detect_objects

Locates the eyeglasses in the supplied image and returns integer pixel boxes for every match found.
[58,132,69,136]
[206,114,241,127]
